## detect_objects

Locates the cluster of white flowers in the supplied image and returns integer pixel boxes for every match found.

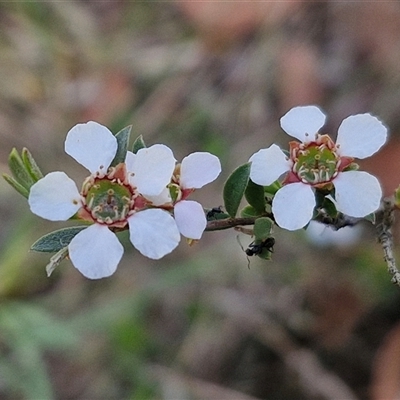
[249,105,388,231]
[27,105,388,279]
[28,122,221,279]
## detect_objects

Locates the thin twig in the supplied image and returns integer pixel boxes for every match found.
[376,197,400,286]
[205,217,259,231]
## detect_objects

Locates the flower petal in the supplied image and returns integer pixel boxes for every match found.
[68,224,123,279]
[280,105,326,142]
[336,114,388,159]
[249,144,291,186]
[128,209,180,259]
[125,151,136,173]
[180,152,221,189]
[65,121,117,174]
[130,144,176,197]
[272,183,315,230]
[28,171,81,221]
[174,200,206,239]
[145,187,172,206]
[333,171,382,217]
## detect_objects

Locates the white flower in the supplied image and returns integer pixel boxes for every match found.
[28,121,180,279]
[249,105,387,231]
[141,151,222,240]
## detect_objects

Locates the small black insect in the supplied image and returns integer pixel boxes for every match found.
[245,237,275,256]
[206,206,224,220]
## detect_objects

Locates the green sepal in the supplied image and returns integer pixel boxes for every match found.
[264,180,282,196]
[364,213,376,224]
[2,173,29,198]
[132,135,146,154]
[31,226,87,253]
[169,184,180,203]
[253,217,273,241]
[321,196,338,218]
[21,147,43,181]
[240,205,262,218]
[7,148,36,192]
[245,178,266,214]
[223,162,251,217]
[110,125,132,166]
[46,247,69,277]
[343,162,359,172]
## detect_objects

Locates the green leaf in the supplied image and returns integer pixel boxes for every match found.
[111,125,132,166]
[8,148,35,191]
[245,178,266,214]
[253,217,273,241]
[240,205,261,218]
[31,226,87,253]
[223,163,251,217]
[132,135,146,154]
[21,148,43,181]
[2,173,29,198]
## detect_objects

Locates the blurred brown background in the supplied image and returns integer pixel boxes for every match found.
[1,2,400,399]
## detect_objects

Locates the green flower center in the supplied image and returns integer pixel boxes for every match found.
[85,178,134,224]
[294,144,339,185]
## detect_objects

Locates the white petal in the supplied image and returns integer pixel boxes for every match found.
[336,114,388,159]
[272,183,315,230]
[180,152,221,189]
[174,200,206,239]
[65,121,117,174]
[145,187,172,206]
[249,144,291,186]
[280,105,326,142]
[333,171,382,217]
[125,151,136,173]
[28,172,81,221]
[130,144,176,196]
[128,209,180,259]
[68,224,123,279]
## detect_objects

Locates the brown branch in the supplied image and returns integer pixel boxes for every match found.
[376,197,400,286]
[205,217,259,231]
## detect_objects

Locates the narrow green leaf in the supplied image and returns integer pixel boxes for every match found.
[111,125,132,166]
[21,147,43,181]
[253,217,273,241]
[31,226,87,253]
[2,173,29,198]
[245,178,266,214]
[132,135,146,154]
[8,148,35,190]
[223,163,251,217]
